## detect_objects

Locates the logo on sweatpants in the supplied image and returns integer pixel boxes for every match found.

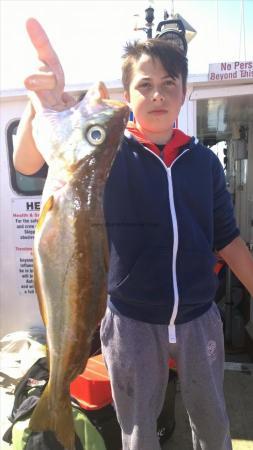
[207,340,217,363]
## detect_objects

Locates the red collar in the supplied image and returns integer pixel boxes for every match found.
[127,122,191,166]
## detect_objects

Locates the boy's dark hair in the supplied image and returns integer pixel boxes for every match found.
[122,39,188,93]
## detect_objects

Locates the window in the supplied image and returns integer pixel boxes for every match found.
[7,120,48,196]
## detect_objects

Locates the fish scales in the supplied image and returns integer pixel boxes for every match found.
[29,89,129,449]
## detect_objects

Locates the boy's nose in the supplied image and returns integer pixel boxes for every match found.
[152,89,164,101]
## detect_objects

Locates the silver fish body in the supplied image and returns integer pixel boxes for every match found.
[29,90,129,449]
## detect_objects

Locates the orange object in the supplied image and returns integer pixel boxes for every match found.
[168,358,176,370]
[214,260,226,275]
[70,354,176,410]
[70,354,112,410]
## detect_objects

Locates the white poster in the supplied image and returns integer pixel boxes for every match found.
[12,198,41,295]
[209,61,253,81]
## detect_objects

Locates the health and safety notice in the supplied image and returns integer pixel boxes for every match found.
[12,198,41,295]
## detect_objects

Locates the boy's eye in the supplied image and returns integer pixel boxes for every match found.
[139,82,151,89]
[164,79,175,87]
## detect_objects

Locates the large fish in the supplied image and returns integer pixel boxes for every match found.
[29,86,129,450]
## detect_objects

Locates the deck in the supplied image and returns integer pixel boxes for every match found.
[1,362,253,449]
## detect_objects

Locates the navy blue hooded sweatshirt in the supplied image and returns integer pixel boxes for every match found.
[103,131,239,327]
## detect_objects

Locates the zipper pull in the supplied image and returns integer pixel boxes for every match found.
[168,324,176,343]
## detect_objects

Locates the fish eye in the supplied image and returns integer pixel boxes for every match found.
[86,125,106,145]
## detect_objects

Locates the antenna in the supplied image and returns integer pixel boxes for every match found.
[132,3,197,54]
[171,0,175,17]
[216,0,220,59]
[239,0,246,60]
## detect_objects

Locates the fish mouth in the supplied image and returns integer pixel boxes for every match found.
[103,99,129,117]
[103,99,129,125]
[102,98,126,108]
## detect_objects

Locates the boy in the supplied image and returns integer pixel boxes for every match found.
[14,18,253,450]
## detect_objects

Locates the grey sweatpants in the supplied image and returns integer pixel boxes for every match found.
[100,303,232,450]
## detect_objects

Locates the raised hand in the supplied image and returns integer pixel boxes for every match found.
[13,18,111,175]
[25,18,76,111]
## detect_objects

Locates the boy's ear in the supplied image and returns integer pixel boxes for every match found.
[181,88,186,105]
[124,90,130,104]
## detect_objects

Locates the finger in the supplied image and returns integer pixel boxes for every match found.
[28,90,71,112]
[26,18,64,81]
[62,92,77,108]
[38,63,51,72]
[24,73,57,91]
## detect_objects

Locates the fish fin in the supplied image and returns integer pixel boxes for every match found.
[29,384,75,450]
[34,195,54,326]
[33,252,48,326]
[36,195,54,232]
[85,81,110,104]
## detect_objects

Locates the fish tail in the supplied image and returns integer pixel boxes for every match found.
[29,384,75,450]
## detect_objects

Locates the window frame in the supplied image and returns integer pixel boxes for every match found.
[7,119,48,196]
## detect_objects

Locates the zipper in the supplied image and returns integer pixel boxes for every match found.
[143,146,190,343]
[167,166,178,343]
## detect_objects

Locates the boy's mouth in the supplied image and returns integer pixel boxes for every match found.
[149,109,168,115]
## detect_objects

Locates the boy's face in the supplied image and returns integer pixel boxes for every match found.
[124,54,185,143]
